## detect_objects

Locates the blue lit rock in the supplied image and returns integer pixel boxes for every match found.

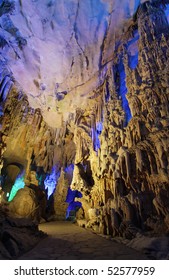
[44,166,59,199]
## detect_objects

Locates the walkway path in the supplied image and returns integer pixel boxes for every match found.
[19,221,147,260]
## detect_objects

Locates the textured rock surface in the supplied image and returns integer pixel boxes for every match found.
[0,0,169,245]
[70,1,169,238]
[8,187,39,220]
[8,186,47,222]
[0,208,45,259]
[0,0,145,127]
[53,169,69,220]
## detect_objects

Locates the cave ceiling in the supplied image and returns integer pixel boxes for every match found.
[0,0,149,127]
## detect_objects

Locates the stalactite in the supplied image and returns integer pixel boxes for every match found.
[71,1,169,238]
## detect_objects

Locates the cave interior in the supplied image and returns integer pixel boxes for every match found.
[0,0,169,259]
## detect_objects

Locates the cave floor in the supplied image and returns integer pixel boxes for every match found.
[18,221,148,260]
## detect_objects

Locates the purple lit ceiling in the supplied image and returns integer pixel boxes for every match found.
[1,0,146,127]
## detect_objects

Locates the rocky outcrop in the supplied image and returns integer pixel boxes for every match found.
[0,208,45,259]
[0,85,75,185]
[53,169,69,220]
[8,186,47,222]
[1,88,55,173]
[71,1,169,238]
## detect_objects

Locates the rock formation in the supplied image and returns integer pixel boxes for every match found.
[71,1,169,238]
[0,0,169,244]
[0,207,45,259]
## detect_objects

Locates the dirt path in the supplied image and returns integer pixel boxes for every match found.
[18,221,147,260]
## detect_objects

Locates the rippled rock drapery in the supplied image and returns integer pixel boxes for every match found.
[71,1,169,237]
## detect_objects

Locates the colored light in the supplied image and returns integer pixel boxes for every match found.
[44,166,60,199]
[91,121,103,152]
[115,59,132,125]
[8,175,25,202]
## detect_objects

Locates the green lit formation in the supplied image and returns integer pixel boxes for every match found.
[8,176,25,202]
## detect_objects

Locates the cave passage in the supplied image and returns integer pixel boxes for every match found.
[18,221,147,260]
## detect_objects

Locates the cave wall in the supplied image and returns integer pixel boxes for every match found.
[71,1,169,237]
[0,82,76,219]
